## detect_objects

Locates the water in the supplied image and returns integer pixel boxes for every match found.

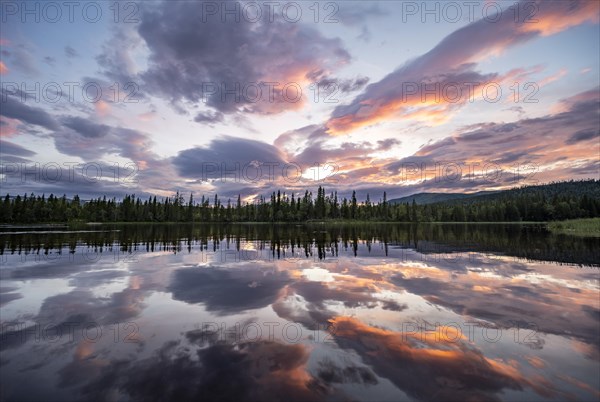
[1,223,599,401]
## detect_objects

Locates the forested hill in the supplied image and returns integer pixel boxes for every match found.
[389,180,600,206]
[0,180,598,223]
[388,191,497,205]
[419,180,600,222]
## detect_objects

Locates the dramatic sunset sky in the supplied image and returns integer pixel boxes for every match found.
[1,0,599,201]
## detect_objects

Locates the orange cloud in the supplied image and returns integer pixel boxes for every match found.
[538,68,568,88]
[525,355,546,369]
[326,0,600,134]
[0,116,18,137]
[94,100,110,116]
[137,110,156,121]
[371,88,600,191]
[330,316,570,400]
[519,0,600,36]
[556,374,600,399]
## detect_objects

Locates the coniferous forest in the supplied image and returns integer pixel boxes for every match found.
[1,180,599,224]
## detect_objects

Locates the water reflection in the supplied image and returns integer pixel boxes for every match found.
[1,223,598,266]
[1,224,598,401]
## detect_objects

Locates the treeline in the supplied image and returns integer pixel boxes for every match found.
[1,180,599,224]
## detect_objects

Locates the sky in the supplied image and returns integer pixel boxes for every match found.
[0,0,599,201]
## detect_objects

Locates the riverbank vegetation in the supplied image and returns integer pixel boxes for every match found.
[547,218,600,237]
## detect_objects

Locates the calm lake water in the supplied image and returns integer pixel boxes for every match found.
[1,223,599,401]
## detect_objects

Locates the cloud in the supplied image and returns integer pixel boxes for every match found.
[2,225,598,400]
[274,124,399,170]
[194,110,224,124]
[135,0,350,115]
[272,263,409,330]
[64,46,79,58]
[0,286,22,307]
[6,44,39,76]
[95,27,145,87]
[241,86,596,197]
[0,92,180,198]
[61,116,111,139]
[172,136,287,180]
[77,75,145,105]
[327,66,503,133]
[326,0,599,133]
[2,0,596,199]
[316,359,378,386]
[0,140,36,157]
[291,280,378,309]
[335,2,386,42]
[78,339,344,402]
[331,316,568,401]
[335,3,386,26]
[54,123,155,163]
[42,56,56,67]
[312,75,370,94]
[68,270,128,288]
[0,91,60,130]
[169,264,290,314]
[0,160,161,200]
[35,288,145,327]
[566,129,599,145]
[443,90,597,160]
[388,263,600,352]
[376,87,600,191]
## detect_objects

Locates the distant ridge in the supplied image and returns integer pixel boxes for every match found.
[388,180,600,206]
[388,191,498,205]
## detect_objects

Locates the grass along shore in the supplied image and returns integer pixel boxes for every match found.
[547,218,600,237]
